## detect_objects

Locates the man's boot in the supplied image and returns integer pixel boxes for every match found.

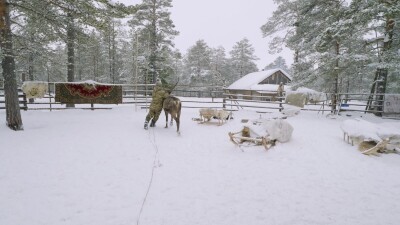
[149,120,156,127]
[144,121,149,130]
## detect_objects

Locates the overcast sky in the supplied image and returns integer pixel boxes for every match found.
[117,0,293,69]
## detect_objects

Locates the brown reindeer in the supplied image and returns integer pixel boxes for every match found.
[163,96,181,133]
[161,79,181,132]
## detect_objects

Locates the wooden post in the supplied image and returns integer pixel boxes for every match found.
[22,92,27,111]
[48,82,52,112]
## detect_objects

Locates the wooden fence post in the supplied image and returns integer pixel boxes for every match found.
[22,92,27,111]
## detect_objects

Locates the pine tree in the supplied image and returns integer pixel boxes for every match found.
[100,18,124,83]
[349,0,400,113]
[262,0,399,98]
[0,0,132,130]
[264,56,290,72]
[14,3,58,83]
[129,0,178,83]
[183,40,212,85]
[261,0,300,55]
[229,38,259,80]
[210,46,229,86]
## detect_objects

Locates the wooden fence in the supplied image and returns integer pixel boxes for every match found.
[1,84,399,118]
[222,93,328,114]
[223,92,400,117]
[0,83,225,111]
[0,88,28,110]
[332,93,400,118]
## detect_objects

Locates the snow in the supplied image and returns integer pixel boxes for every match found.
[341,118,400,143]
[288,88,328,103]
[241,119,294,143]
[54,80,121,86]
[1,101,400,225]
[341,118,382,141]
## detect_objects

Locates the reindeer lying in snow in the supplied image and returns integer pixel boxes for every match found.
[163,96,181,133]
[199,108,230,125]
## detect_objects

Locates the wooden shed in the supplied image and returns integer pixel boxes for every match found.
[225,68,291,100]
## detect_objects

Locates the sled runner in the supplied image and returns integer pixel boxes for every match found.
[197,108,231,125]
[228,128,273,150]
[359,139,390,156]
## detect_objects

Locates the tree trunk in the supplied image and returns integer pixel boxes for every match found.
[331,41,340,113]
[375,18,395,115]
[28,50,34,103]
[108,23,112,83]
[149,1,158,83]
[66,11,75,107]
[149,23,157,83]
[111,24,116,84]
[369,17,394,116]
[77,41,82,81]
[107,21,117,84]
[0,0,23,130]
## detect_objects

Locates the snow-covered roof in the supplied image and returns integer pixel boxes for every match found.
[227,68,291,91]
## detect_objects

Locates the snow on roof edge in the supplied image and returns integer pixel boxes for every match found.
[227,68,291,90]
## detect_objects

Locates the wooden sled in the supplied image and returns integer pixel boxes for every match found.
[228,127,275,151]
[359,139,390,156]
[197,108,230,126]
[341,119,400,156]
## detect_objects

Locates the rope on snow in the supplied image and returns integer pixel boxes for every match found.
[136,128,161,225]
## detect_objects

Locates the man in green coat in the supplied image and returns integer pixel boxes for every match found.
[144,78,169,130]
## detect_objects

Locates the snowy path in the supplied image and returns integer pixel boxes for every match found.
[1,106,400,225]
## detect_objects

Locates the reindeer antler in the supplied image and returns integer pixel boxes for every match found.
[167,78,180,94]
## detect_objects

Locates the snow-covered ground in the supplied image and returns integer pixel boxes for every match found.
[1,102,400,225]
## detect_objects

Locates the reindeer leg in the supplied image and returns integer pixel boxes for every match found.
[170,112,174,126]
[165,111,169,128]
[176,110,181,132]
[175,116,180,132]
[198,114,204,124]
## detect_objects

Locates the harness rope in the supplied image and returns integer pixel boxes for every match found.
[136,128,161,225]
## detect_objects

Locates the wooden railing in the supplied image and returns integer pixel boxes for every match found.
[0,84,225,111]
[1,84,399,118]
[223,92,400,117]
[0,89,28,110]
